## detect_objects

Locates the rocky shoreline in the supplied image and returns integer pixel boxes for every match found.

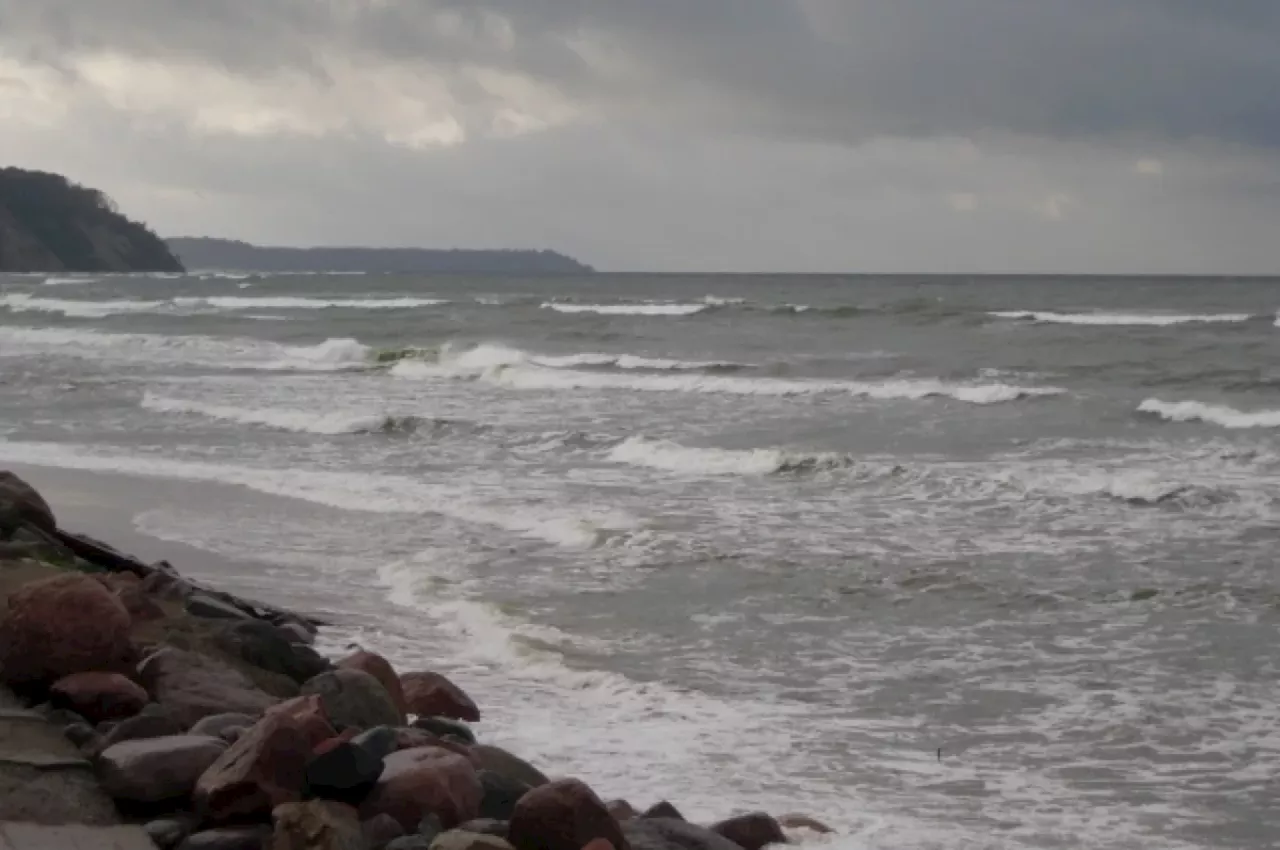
[0,471,833,850]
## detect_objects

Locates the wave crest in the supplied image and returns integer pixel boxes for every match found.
[1137,398,1280,429]
[608,437,856,476]
[991,310,1253,326]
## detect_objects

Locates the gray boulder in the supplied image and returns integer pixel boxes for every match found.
[471,745,548,788]
[214,620,330,685]
[137,647,278,727]
[302,669,401,731]
[478,770,530,821]
[353,726,401,761]
[431,831,515,850]
[190,712,258,738]
[97,735,229,804]
[413,716,476,745]
[0,470,55,534]
[177,827,272,850]
[457,820,509,839]
[145,815,198,850]
[98,712,187,752]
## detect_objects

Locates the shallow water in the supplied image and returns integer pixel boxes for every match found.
[1,270,1278,848]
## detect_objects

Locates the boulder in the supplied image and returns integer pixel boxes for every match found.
[608,801,638,821]
[418,813,445,844]
[709,814,787,850]
[339,649,408,719]
[508,778,627,850]
[50,671,149,723]
[478,770,530,821]
[387,839,433,850]
[430,831,515,850]
[267,694,337,747]
[352,726,401,761]
[397,730,479,766]
[98,712,187,752]
[279,622,316,646]
[363,813,406,849]
[456,820,508,839]
[219,726,248,745]
[62,721,98,750]
[304,741,385,806]
[641,803,684,822]
[115,581,167,622]
[302,669,402,732]
[0,573,133,686]
[272,799,367,850]
[97,735,229,804]
[194,712,311,823]
[145,815,198,850]
[215,620,330,685]
[622,820,741,850]
[191,712,260,738]
[412,717,476,745]
[138,647,278,727]
[186,593,252,622]
[361,746,482,831]
[401,673,480,722]
[470,745,548,789]
[177,827,272,850]
[0,470,55,534]
[775,815,833,835]
[583,842,617,850]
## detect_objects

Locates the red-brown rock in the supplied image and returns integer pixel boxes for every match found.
[337,650,407,721]
[360,746,482,831]
[267,694,337,748]
[194,712,312,823]
[607,800,638,822]
[509,778,628,850]
[0,574,133,686]
[710,813,787,850]
[583,841,618,850]
[393,729,480,766]
[400,672,480,722]
[50,671,148,723]
[137,647,278,728]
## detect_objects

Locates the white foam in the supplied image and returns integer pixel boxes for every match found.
[141,393,392,435]
[991,310,1252,326]
[185,295,447,310]
[542,303,708,316]
[0,293,168,317]
[1138,398,1280,429]
[609,437,854,476]
[388,343,744,377]
[42,275,99,286]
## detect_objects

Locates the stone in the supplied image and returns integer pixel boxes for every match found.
[267,694,338,747]
[508,778,627,850]
[709,814,787,850]
[315,728,362,756]
[339,649,408,720]
[478,770,530,821]
[0,470,56,534]
[279,622,316,645]
[583,841,616,850]
[352,726,401,761]
[418,813,444,844]
[361,746,482,831]
[145,815,198,850]
[272,799,367,850]
[304,741,385,805]
[412,717,477,745]
[641,803,684,821]
[97,735,229,804]
[401,673,480,722]
[138,647,278,728]
[456,820,508,839]
[191,712,260,738]
[42,705,89,728]
[430,830,515,850]
[774,815,832,835]
[0,573,133,686]
[302,669,402,732]
[364,813,406,849]
[470,745,548,789]
[387,839,433,850]
[215,620,330,685]
[62,721,97,748]
[141,570,193,601]
[50,671,149,723]
[220,726,248,745]
[116,581,167,622]
[177,826,272,850]
[186,593,253,621]
[194,712,311,823]
[622,820,741,850]
[98,712,187,751]
[608,801,638,821]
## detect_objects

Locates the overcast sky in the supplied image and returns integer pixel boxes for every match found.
[1,1,1278,273]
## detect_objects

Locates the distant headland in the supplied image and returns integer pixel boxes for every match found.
[167,237,595,275]
[0,168,182,273]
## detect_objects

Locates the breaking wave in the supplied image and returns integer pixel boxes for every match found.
[0,293,169,317]
[991,310,1253,326]
[380,343,747,374]
[0,293,445,317]
[140,394,426,436]
[608,437,856,476]
[541,303,708,316]
[1137,398,1280,429]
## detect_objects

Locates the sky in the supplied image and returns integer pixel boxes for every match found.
[0,1,1278,273]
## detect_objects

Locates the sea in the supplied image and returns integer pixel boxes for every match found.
[0,271,1277,849]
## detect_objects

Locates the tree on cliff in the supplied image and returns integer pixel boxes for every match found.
[0,168,183,273]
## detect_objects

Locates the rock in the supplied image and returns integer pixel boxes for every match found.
[279,622,316,645]
[353,726,401,761]
[97,735,229,804]
[456,820,508,839]
[470,745,548,788]
[622,820,740,850]
[641,803,684,821]
[49,671,149,723]
[430,830,515,850]
[608,801,638,821]
[478,770,530,821]
[138,647,278,728]
[302,669,402,732]
[272,799,366,850]
[304,741,385,806]
[216,620,330,685]
[194,712,311,823]
[419,813,444,844]
[141,570,193,601]
[0,573,133,686]
[775,815,833,835]
[412,717,477,745]
[0,470,55,534]
[583,841,617,850]
[63,721,98,749]
[145,815,198,850]
[710,814,787,850]
[267,694,338,747]
[191,712,259,738]
[98,712,187,751]
[177,826,272,850]
[316,728,362,756]
[186,593,253,621]
[508,778,627,850]
[361,746,482,831]
[116,581,167,622]
[364,813,406,849]
[339,649,408,720]
[41,705,89,728]
[220,726,248,745]
[387,839,433,850]
[401,673,480,723]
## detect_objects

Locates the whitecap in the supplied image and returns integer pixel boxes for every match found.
[541,303,708,316]
[608,437,855,476]
[991,310,1252,326]
[141,394,395,435]
[1138,398,1280,429]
